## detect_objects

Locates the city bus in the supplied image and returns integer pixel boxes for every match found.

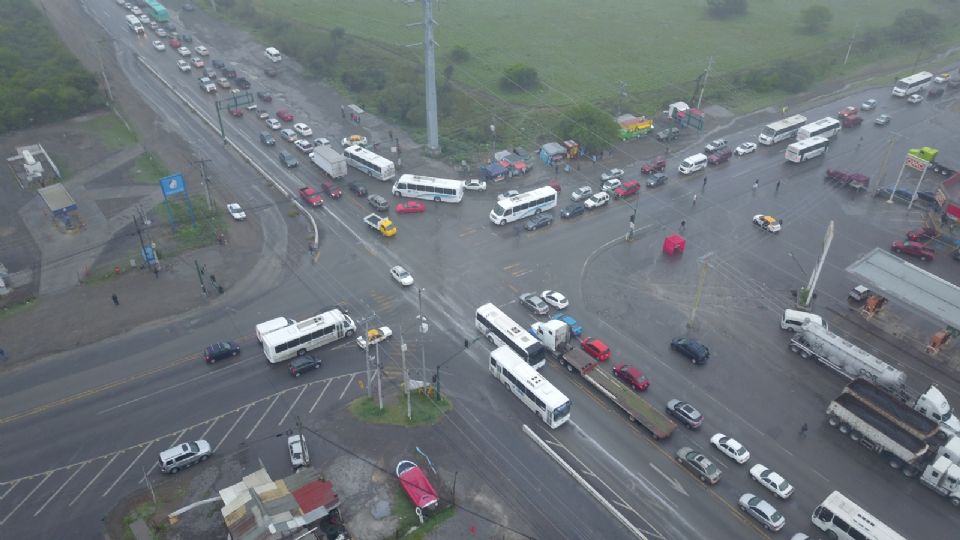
[392,174,464,203]
[797,117,842,141]
[343,145,395,181]
[488,186,558,226]
[785,136,829,163]
[758,114,807,145]
[143,0,169,23]
[892,71,934,97]
[475,303,546,369]
[489,346,571,429]
[261,308,357,363]
[811,491,906,540]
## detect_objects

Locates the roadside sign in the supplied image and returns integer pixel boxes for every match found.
[905,153,929,172]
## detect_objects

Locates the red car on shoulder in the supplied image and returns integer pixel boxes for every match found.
[396,200,426,214]
[580,337,611,362]
[641,157,666,175]
[891,240,934,261]
[613,179,641,199]
[321,180,342,199]
[276,109,294,122]
[612,363,650,391]
[299,186,323,207]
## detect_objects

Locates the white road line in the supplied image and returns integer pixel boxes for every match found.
[139,429,185,484]
[338,373,357,400]
[69,453,120,506]
[278,385,308,426]
[1,473,51,525]
[198,417,220,441]
[103,442,155,497]
[34,463,86,516]
[308,380,333,413]
[246,394,281,440]
[0,480,19,500]
[215,405,252,452]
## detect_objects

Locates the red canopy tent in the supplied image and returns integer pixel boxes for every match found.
[663,234,686,255]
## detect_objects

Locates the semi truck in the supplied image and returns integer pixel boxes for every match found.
[532,320,676,440]
[310,146,348,180]
[363,214,396,237]
[790,322,960,435]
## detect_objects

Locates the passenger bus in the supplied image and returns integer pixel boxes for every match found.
[475,303,546,369]
[785,136,829,163]
[392,174,464,203]
[343,145,395,181]
[143,0,169,23]
[489,346,571,429]
[125,14,144,35]
[892,71,934,97]
[758,114,807,145]
[797,117,842,141]
[488,186,558,226]
[255,316,296,344]
[262,308,357,363]
[812,491,906,540]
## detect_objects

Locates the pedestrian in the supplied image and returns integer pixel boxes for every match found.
[799,422,808,437]
[111,293,119,306]
[692,193,698,206]
[592,154,597,164]
[388,129,393,141]
[340,105,345,118]
[154,267,160,279]
[779,218,783,226]
[680,220,686,232]
[703,176,708,187]
[775,179,781,192]
[752,179,759,191]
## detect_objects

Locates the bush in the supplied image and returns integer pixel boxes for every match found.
[450,45,470,64]
[500,64,540,92]
[342,68,387,92]
[800,5,833,34]
[706,0,747,19]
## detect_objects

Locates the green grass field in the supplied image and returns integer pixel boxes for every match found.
[257,0,950,108]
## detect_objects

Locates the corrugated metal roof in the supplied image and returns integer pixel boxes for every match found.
[37,184,77,212]
[846,248,960,327]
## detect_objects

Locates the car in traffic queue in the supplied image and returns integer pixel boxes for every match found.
[891,240,934,261]
[676,447,721,485]
[349,182,368,197]
[613,179,641,199]
[288,356,322,377]
[524,214,553,231]
[276,110,294,122]
[704,138,728,154]
[646,172,668,188]
[907,93,924,104]
[190,56,205,68]
[670,337,710,364]
[640,157,666,174]
[194,45,209,56]
[600,168,625,182]
[735,142,757,156]
[752,214,782,233]
[739,494,785,532]
[265,118,282,130]
[152,40,166,51]
[749,464,795,499]
[203,341,240,364]
[169,37,181,49]
[321,180,342,199]
[396,200,426,214]
[519,293,549,315]
[551,313,582,336]
[666,399,703,429]
[584,192,610,209]
[177,46,191,57]
[580,337,611,362]
[561,203,585,219]
[294,140,314,154]
[368,194,389,212]
[294,123,313,137]
[710,434,751,464]
[280,128,297,143]
[463,178,487,191]
[298,187,323,207]
[612,363,650,391]
[540,290,568,309]
[571,186,593,201]
[176,59,191,72]
[707,148,732,165]
[601,178,622,193]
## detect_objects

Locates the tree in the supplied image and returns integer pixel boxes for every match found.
[889,9,939,44]
[800,5,832,34]
[706,0,747,19]
[500,64,540,92]
[556,105,620,152]
[450,45,470,64]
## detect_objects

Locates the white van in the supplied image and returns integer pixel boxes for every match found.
[256,316,296,343]
[781,309,827,332]
[125,14,144,35]
[678,153,707,175]
[265,47,282,63]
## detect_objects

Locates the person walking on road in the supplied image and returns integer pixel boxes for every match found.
[680,220,686,232]
[752,179,760,191]
[111,293,119,306]
[703,176,708,188]
[775,179,781,192]
[799,422,808,438]
[692,193,698,206]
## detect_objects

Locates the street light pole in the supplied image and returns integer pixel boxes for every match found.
[418,287,427,388]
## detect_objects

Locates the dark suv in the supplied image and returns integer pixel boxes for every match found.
[667,399,704,429]
[289,355,322,377]
[670,337,710,364]
[204,341,240,363]
[349,182,368,197]
[368,194,389,212]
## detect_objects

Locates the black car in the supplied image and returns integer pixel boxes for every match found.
[349,182,368,197]
[211,59,225,69]
[235,77,251,90]
[647,172,668,188]
[289,355,322,377]
[257,91,273,103]
[561,203,585,219]
[203,341,240,364]
[368,194,389,212]
[279,150,298,168]
[666,399,704,429]
[524,214,553,231]
[670,337,710,364]
[222,67,237,79]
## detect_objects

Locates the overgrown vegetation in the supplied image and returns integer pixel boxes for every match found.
[499,64,540,92]
[349,392,452,427]
[707,0,748,19]
[0,0,101,133]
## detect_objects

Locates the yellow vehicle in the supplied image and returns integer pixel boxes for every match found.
[364,213,396,237]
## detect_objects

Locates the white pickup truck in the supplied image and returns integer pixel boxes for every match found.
[357,326,393,349]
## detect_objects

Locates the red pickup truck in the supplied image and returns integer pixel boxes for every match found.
[641,157,666,174]
[299,186,324,207]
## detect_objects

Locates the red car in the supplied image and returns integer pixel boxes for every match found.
[321,180,342,199]
[276,109,294,122]
[299,186,323,207]
[396,200,426,214]
[548,179,561,192]
[169,37,181,49]
[907,226,936,242]
[613,179,641,199]
[612,363,650,391]
[891,240,934,261]
[707,148,732,165]
[228,108,243,118]
[580,337,611,362]
[641,157,666,175]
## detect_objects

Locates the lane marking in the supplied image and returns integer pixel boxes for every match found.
[245,394,281,440]
[308,379,333,413]
[69,453,120,506]
[1,473,51,525]
[103,442,154,497]
[34,464,85,517]
[216,405,251,452]
[278,385,308,426]
[339,373,357,400]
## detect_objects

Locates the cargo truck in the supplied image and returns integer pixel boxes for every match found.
[363,214,396,237]
[532,320,676,440]
[310,146,348,180]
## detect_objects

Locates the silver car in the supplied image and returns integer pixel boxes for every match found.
[571,186,593,201]
[519,293,549,315]
[288,434,310,469]
[739,493,785,532]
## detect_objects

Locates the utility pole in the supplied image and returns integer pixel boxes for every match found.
[799,221,834,309]
[375,338,383,410]
[625,194,641,241]
[687,252,713,330]
[405,1,440,153]
[418,288,428,389]
[360,317,373,398]
[843,22,859,65]
[94,38,114,102]
[695,57,713,110]
[401,332,411,420]
[190,159,213,210]
[617,81,628,116]
[194,260,207,296]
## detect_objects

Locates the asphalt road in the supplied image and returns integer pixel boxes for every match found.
[4,1,960,538]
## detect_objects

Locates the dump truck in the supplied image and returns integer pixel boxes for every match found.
[841,379,942,444]
[363,214,396,237]
[532,320,676,440]
[310,146,348,180]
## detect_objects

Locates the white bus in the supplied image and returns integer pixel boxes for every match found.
[489,346,571,429]
[262,308,357,363]
[785,136,829,163]
[255,316,296,344]
[343,145,395,181]
[812,491,906,540]
[892,71,934,97]
[392,174,464,203]
[797,117,842,141]
[488,186,558,226]
[125,14,145,35]
[758,114,807,145]
[476,303,546,370]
